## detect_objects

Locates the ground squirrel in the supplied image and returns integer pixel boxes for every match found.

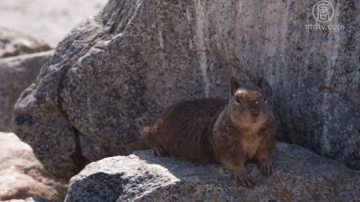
[142,77,276,188]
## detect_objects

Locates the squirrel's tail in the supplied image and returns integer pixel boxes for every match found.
[142,125,160,148]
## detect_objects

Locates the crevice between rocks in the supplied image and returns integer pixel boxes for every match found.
[70,128,90,173]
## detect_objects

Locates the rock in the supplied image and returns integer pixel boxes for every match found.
[0,132,68,201]
[65,143,360,202]
[0,50,54,132]
[0,26,52,58]
[4,197,62,202]
[12,0,360,181]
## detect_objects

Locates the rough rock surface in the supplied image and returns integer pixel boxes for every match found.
[65,143,360,202]
[0,50,54,132]
[0,132,68,201]
[0,26,52,58]
[12,0,360,180]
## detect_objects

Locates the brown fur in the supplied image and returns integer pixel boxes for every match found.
[142,77,277,188]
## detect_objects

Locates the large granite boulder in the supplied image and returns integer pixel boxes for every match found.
[13,0,360,180]
[65,143,360,202]
[0,26,52,58]
[0,50,54,132]
[0,132,67,201]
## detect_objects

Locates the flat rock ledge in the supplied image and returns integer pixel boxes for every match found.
[65,143,360,202]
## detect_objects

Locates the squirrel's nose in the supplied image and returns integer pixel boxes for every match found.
[250,108,260,117]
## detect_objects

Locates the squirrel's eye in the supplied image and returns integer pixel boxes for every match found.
[235,96,241,103]
[264,96,267,102]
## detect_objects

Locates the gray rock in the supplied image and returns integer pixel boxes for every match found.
[65,143,360,202]
[12,0,360,180]
[0,50,54,132]
[0,26,52,58]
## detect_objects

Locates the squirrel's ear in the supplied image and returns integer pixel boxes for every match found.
[230,77,240,96]
[256,77,263,89]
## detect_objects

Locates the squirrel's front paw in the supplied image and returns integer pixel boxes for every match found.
[235,168,254,189]
[152,146,168,157]
[260,159,274,177]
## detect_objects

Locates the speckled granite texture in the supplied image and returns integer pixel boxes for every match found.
[65,143,360,202]
[0,51,54,132]
[12,0,360,180]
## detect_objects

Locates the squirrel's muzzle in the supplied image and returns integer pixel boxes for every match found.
[250,108,260,117]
